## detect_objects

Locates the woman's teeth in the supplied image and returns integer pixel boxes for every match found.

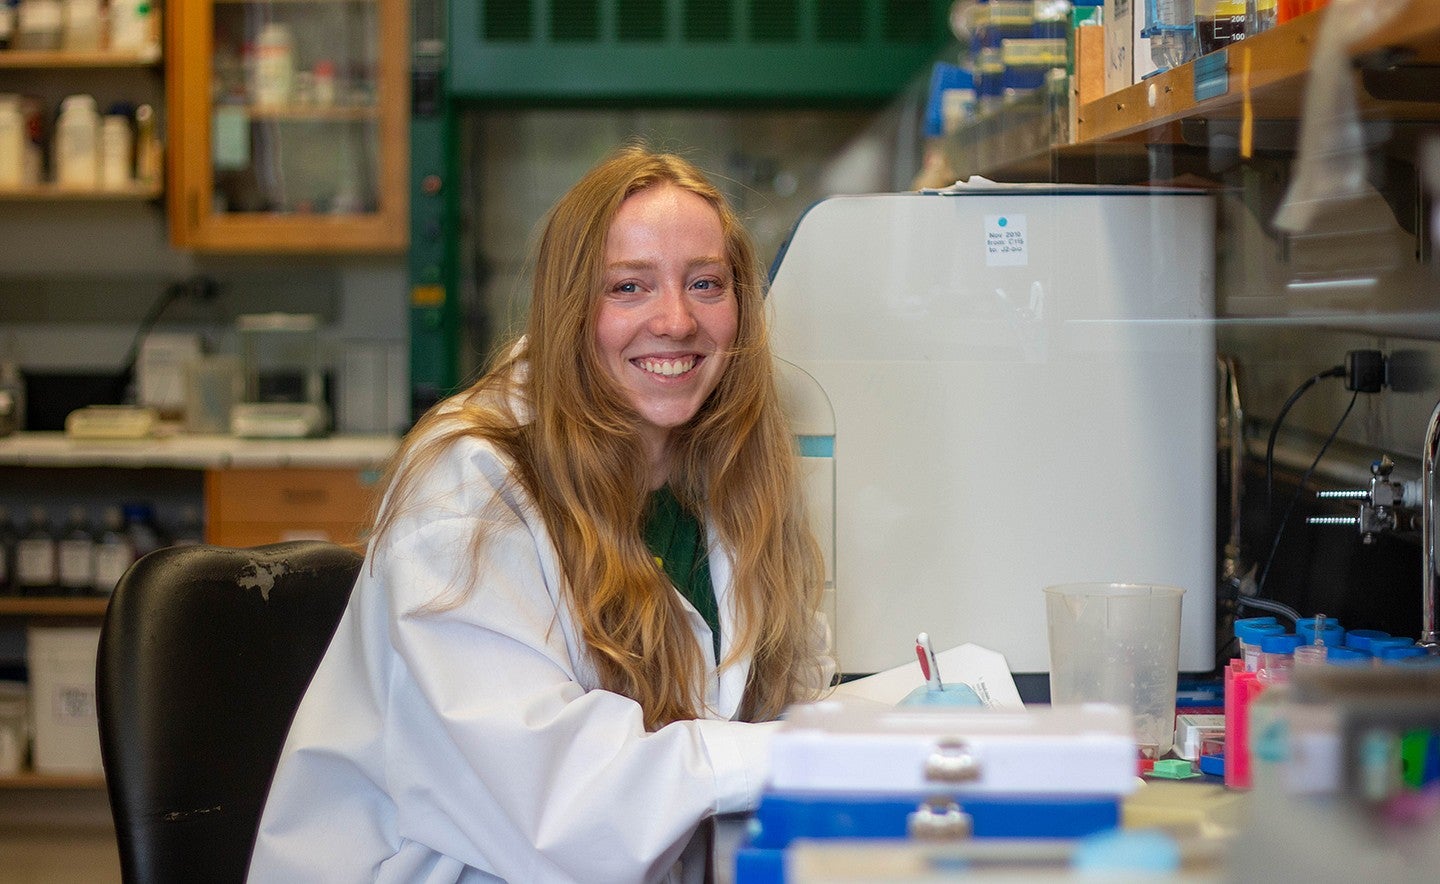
[637,356,695,377]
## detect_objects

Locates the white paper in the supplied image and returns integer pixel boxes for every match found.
[829,642,1025,710]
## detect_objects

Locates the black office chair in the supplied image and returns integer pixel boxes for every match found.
[97,540,362,884]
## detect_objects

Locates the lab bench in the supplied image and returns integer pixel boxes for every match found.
[0,432,397,789]
[0,430,397,549]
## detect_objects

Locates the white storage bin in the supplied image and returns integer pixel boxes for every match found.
[26,626,103,775]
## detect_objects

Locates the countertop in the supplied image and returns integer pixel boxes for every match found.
[0,431,400,470]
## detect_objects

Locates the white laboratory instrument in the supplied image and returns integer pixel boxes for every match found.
[230,312,330,438]
[769,185,1217,675]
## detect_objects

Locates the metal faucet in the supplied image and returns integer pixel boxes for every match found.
[1423,399,1440,649]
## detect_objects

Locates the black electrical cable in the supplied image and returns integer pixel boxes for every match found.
[1264,365,1345,533]
[113,277,219,403]
[1255,388,1359,601]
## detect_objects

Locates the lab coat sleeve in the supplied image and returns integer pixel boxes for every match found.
[374,445,778,883]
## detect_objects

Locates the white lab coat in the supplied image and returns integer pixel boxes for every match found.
[248,417,824,883]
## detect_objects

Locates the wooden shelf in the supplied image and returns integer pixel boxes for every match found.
[1078,4,1440,144]
[0,49,161,68]
[0,183,163,201]
[0,597,110,617]
[944,4,1440,183]
[0,772,106,790]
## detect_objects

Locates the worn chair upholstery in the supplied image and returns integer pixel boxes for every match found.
[97,540,361,884]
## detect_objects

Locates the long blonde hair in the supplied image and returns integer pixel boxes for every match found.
[375,145,827,729]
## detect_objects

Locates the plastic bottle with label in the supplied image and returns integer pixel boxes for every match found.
[252,22,295,107]
[100,112,133,190]
[1145,0,1198,71]
[92,506,134,595]
[133,103,161,186]
[0,95,25,191]
[60,0,100,50]
[14,0,63,50]
[53,93,100,190]
[0,0,16,50]
[107,0,158,55]
[56,506,95,596]
[15,506,57,595]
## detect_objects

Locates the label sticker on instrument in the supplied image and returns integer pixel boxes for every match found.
[985,215,1028,266]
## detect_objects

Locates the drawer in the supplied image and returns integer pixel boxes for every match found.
[205,467,382,546]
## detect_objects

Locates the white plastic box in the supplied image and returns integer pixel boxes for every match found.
[26,626,103,775]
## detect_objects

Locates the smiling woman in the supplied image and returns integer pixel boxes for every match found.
[596,183,739,486]
[246,145,835,884]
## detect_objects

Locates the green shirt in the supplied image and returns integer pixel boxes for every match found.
[643,486,721,661]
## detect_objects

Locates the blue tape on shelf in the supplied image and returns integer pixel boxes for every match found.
[1194,51,1229,102]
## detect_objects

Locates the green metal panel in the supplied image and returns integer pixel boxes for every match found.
[409,1,462,420]
[447,0,951,103]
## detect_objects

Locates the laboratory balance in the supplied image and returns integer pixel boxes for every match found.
[229,312,329,438]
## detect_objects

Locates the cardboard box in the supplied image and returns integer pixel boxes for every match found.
[1103,0,1153,93]
[27,626,103,775]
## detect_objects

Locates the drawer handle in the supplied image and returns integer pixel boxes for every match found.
[281,489,328,505]
[924,737,981,783]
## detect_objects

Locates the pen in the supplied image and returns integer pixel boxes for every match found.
[915,632,943,692]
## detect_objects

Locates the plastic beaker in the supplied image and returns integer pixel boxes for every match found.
[1044,582,1185,758]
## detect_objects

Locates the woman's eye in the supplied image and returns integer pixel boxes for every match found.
[612,281,639,294]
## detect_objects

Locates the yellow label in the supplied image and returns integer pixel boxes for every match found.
[410,285,444,306]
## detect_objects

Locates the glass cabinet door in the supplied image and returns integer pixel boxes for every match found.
[168,0,407,252]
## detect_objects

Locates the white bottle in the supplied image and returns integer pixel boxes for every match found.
[0,1,16,50]
[99,113,132,189]
[252,22,295,107]
[108,0,158,56]
[60,0,100,51]
[15,0,63,50]
[0,95,24,190]
[53,93,99,190]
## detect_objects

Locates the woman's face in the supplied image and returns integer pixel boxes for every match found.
[596,183,738,473]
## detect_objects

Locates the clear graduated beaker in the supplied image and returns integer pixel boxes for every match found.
[1045,582,1186,758]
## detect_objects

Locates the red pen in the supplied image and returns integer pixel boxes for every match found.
[915,632,944,691]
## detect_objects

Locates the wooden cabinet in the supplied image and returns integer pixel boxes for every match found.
[204,466,379,546]
[166,0,409,252]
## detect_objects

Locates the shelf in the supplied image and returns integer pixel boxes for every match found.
[944,4,1440,183]
[238,104,379,122]
[0,183,163,201]
[0,431,398,469]
[0,772,106,790]
[0,49,161,68]
[1078,4,1440,144]
[0,597,110,617]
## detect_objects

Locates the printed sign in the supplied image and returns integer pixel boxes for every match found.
[985,214,1028,266]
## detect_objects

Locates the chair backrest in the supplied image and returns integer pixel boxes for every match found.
[97,540,361,884]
